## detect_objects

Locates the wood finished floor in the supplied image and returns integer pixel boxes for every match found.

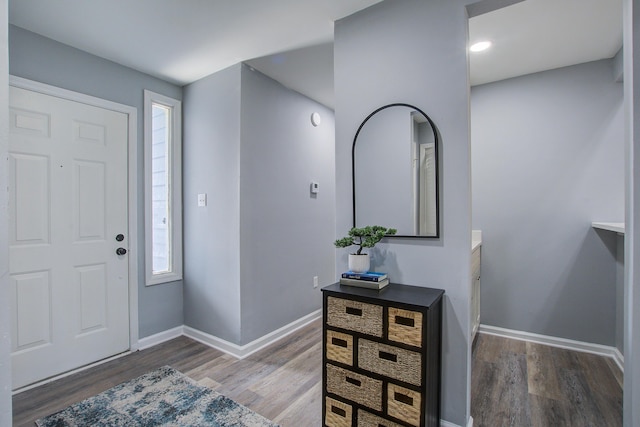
[13,320,622,426]
[471,333,623,427]
[12,320,323,427]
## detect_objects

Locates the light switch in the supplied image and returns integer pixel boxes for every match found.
[198,193,207,207]
[310,182,319,194]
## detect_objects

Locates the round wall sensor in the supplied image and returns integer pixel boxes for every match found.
[311,112,321,127]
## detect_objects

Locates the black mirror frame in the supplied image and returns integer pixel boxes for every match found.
[352,103,440,238]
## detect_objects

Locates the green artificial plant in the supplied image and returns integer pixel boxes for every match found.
[334,225,397,255]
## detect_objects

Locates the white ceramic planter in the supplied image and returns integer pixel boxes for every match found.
[348,254,370,273]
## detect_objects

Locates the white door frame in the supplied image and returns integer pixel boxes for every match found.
[9,75,140,353]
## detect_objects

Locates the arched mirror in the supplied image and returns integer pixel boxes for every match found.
[352,103,439,238]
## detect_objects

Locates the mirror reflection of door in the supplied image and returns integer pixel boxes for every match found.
[353,104,439,237]
[412,113,437,236]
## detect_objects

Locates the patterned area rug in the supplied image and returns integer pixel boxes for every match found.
[35,365,279,426]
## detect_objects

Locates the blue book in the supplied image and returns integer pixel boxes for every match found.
[341,271,388,282]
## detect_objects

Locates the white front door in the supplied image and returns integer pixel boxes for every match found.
[9,86,130,389]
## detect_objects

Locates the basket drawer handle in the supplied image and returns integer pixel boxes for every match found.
[345,376,362,387]
[346,307,363,316]
[395,315,415,327]
[379,351,397,362]
[332,337,348,348]
[394,392,414,406]
[331,405,347,418]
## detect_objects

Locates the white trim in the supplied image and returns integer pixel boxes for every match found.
[441,415,473,427]
[143,90,183,286]
[479,324,624,372]
[10,76,136,116]
[137,326,184,350]
[12,350,132,395]
[128,101,140,351]
[8,76,141,352]
[184,310,322,359]
[136,311,322,360]
[612,347,625,372]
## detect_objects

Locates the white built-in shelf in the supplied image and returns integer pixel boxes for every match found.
[592,222,625,235]
[472,229,482,251]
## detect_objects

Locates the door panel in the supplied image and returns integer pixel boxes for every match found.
[76,263,107,334]
[9,86,130,389]
[9,153,50,245]
[11,271,51,351]
[10,108,51,138]
[74,160,106,240]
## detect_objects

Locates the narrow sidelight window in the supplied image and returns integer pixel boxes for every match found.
[144,90,182,285]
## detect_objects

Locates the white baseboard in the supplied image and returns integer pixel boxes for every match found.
[138,326,184,350]
[611,347,625,372]
[184,309,322,359]
[479,324,624,372]
[441,415,473,427]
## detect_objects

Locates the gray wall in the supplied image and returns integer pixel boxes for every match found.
[183,64,335,345]
[623,0,640,423]
[335,1,473,425]
[182,64,243,343]
[613,48,624,82]
[8,25,184,338]
[239,66,335,344]
[1,0,11,423]
[471,59,624,346]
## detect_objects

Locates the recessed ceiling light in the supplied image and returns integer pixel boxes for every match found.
[470,41,492,53]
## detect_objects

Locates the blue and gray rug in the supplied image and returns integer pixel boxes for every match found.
[36,365,279,426]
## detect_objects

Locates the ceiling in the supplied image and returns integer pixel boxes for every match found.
[9,0,623,109]
[8,0,381,89]
[245,42,335,109]
[468,0,623,86]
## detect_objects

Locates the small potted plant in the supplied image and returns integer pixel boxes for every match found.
[334,225,397,273]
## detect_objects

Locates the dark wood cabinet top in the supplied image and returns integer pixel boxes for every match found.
[322,282,444,309]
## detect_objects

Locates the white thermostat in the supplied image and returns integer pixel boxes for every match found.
[310,181,319,194]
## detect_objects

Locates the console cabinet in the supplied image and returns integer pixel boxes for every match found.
[322,283,444,427]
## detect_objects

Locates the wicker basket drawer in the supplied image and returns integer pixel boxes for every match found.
[388,307,423,347]
[387,383,422,427]
[326,363,383,411]
[326,330,354,366]
[327,296,383,337]
[357,409,405,427]
[358,339,422,386]
[325,397,352,427]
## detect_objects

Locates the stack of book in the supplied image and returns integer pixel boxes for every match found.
[340,271,389,290]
